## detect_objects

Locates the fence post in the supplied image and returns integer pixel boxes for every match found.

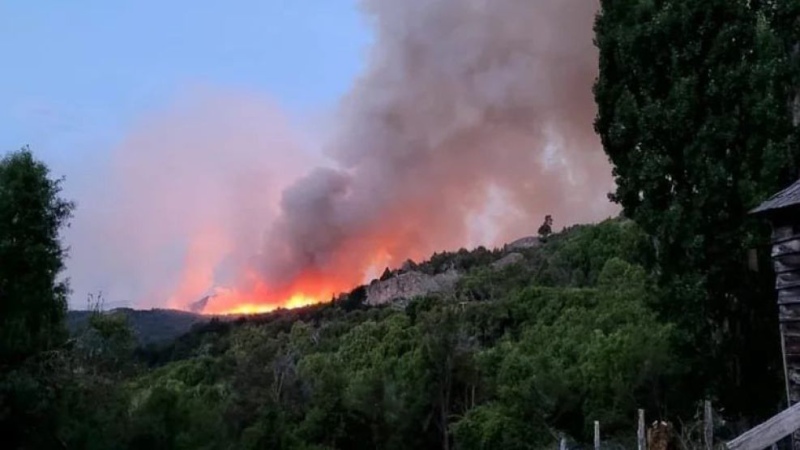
[595,421,600,450]
[704,400,713,450]
[638,409,646,450]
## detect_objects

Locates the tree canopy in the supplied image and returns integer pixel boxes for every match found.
[594,0,800,416]
[0,147,74,366]
[5,1,800,447]
[0,147,75,449]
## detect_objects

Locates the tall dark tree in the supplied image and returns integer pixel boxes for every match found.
[594,0,800,419]
[0,147,74,365]
[0,148,75,449]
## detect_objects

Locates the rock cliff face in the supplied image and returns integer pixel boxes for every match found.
[363,235,537,305]
[504,236,541,251]
[365,269,461,305]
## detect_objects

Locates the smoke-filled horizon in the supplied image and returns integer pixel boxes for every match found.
[65,0,617,312]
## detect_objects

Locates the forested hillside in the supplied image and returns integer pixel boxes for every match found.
[5,1,800,449]
[67,308,205,346]
[58,219,681,450]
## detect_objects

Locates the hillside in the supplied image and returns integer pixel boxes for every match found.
[65,227,583,346]
[63,217,695,450]
[67,308,206,346]
[8,0,800,447]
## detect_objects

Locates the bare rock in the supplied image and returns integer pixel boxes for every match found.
[504,236,541,251]
[365,269,460,305]
[491,252,524,270]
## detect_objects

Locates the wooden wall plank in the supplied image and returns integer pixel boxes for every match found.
[773,239,800,257]
[726,403,800,450]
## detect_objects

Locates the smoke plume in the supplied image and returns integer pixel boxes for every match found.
[237,0,614,307]
[65,88,319,309]
[67,0,617,312]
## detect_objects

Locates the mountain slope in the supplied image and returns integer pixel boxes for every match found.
[67,308,206,345]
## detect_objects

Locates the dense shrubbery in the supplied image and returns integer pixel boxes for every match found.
[594,0,800,419]
[0,170,774,448]
[5,0,800,447]
[31,219,679,450]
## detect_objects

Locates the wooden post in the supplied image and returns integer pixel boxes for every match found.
[594,421,600,450]
[638,409,646,450]
[705,400,713,450]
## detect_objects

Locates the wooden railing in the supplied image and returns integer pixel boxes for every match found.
[553,400,800,450]
[570,401,800,450]
[725,403,800,450]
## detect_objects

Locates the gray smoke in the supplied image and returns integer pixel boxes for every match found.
[64,0,616,310]
[256,0,615,296]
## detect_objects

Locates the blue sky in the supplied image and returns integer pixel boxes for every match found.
[0,1,372,308]
[0,0,370,173]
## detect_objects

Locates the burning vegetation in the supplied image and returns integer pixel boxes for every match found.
[67,0,614,314]
[165,0,612,314]
[6,0,800,447]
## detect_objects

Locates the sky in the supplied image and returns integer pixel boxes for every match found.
[0,1,371,308]
[0,1,616,311]
[1,0,369,169]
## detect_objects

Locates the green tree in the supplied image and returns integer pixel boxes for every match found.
[453,262,674,448]
[0,147,75,365]
[75,309,137,375]
[594,0,800,417]
[0,147,75,449]
[127,359,231,450]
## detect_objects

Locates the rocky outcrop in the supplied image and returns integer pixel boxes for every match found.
[491,252,524,270]
[504,236,541,251]
[365,269,460,305]
[362,234,543,306]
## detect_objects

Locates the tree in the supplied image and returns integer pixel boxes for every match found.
[0,147,75,366]
[594,0,800,417]
[537,215,553,241]
[0,147,75,449]
[453,263,674,448]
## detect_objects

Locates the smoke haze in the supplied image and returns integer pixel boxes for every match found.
[66,0,617,312]
[65,88,319,309]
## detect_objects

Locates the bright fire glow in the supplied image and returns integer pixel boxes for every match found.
[166,228,415,315]
[195,278,341,316]
[210,291,323,315]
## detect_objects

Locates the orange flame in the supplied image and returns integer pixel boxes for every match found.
[199,277,343,316]
[167,227,423,315]
[207,292,321,315]
[174,263,367,315]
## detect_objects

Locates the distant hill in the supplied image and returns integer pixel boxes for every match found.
[67,308,208,346]
[65,233,550,344]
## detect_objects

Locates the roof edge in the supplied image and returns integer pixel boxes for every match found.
[750,178,800,216]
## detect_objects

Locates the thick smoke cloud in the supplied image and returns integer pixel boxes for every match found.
[250,0,615,300]
[65,88,318,309]
[66,0,618,312]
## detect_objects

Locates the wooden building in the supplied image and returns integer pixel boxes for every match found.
[751,179,800,448]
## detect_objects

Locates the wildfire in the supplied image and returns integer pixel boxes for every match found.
[160,224,411,315]
[191,278,337,315]
[208,291,323,316]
